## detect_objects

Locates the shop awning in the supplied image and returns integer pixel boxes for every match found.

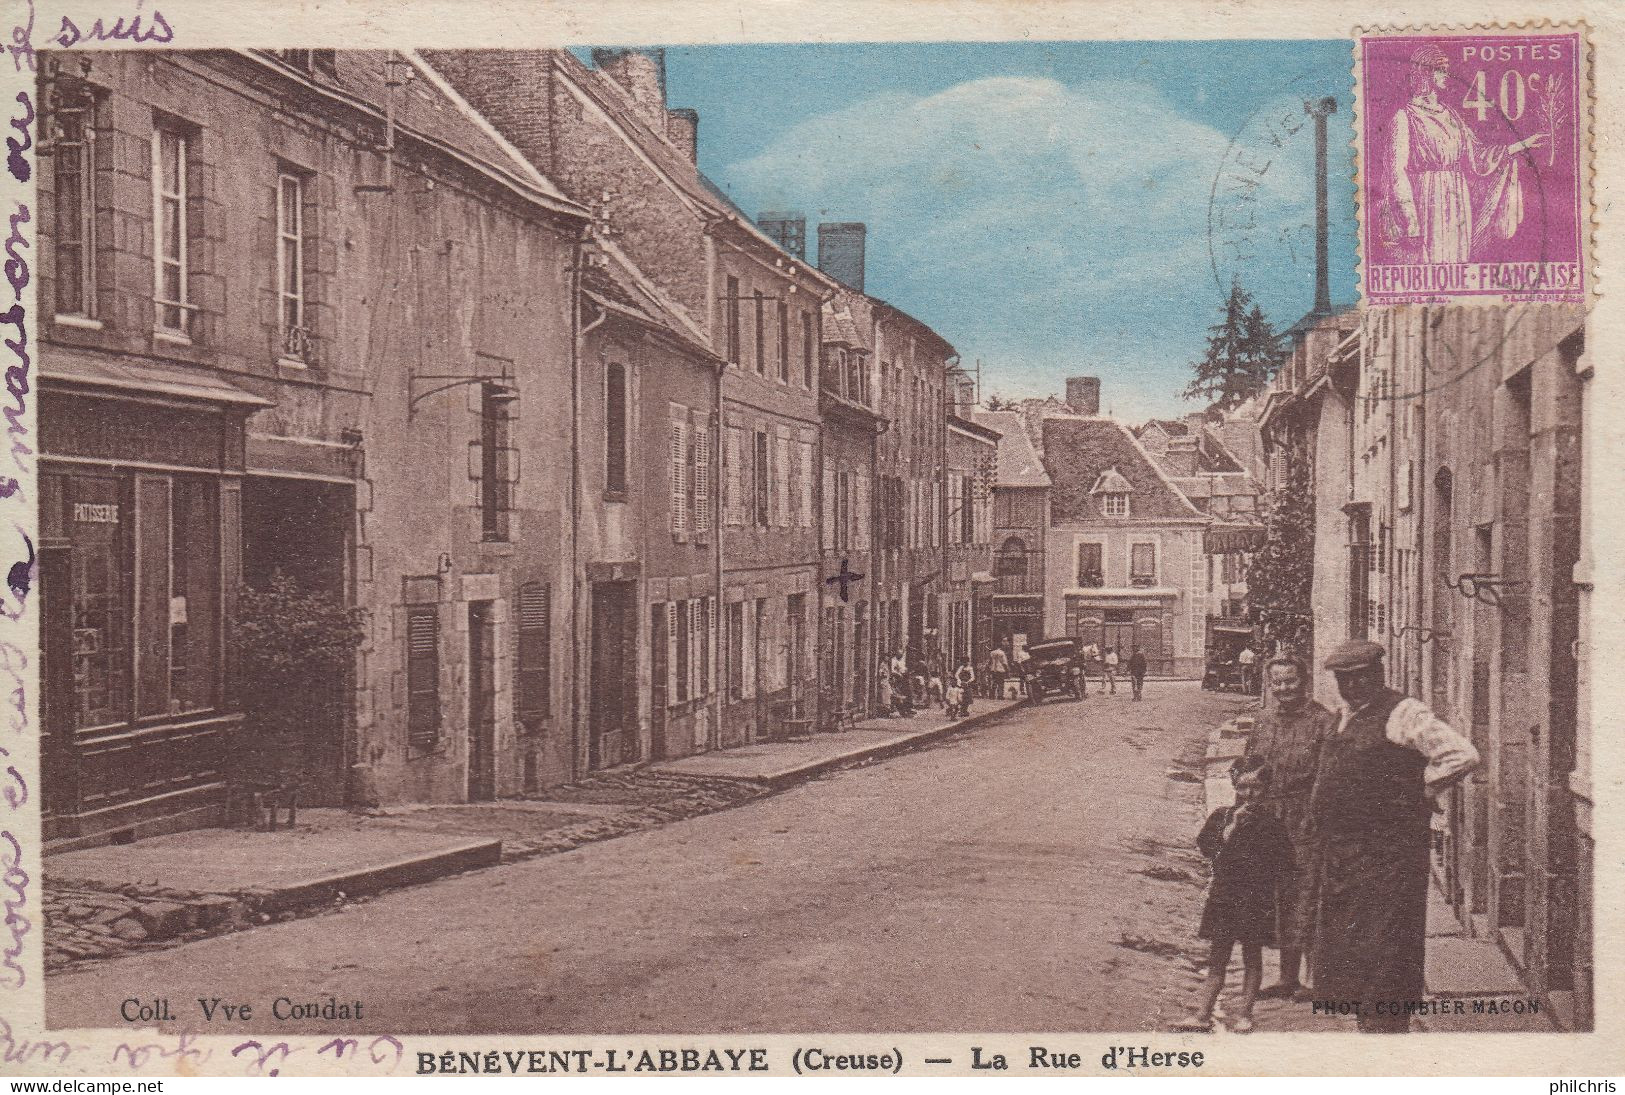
[44,351,273,409]
[1204,525,1266,554]
[1212,623,1256,635]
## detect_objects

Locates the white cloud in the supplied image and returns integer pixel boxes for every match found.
[720,75,1327,420]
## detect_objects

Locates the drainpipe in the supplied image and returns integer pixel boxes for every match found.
[572,234,608,780]
[710,351,724,750]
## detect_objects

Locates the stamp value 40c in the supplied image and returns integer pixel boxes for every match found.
[1356,26,1591,306]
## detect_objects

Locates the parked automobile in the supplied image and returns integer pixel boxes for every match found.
[1021,638,1084,702]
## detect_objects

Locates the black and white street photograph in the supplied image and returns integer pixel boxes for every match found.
[4,7,1613,1074]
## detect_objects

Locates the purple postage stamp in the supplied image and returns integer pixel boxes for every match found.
[1356,26,1590,306]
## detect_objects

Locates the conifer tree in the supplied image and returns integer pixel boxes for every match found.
[1184,279,1285,412]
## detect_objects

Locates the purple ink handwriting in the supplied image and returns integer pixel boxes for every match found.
[0,831,27,990]
[2,1014,75,1068]
[54,7,173,48]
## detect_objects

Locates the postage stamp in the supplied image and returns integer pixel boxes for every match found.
[1355,26,1591,306]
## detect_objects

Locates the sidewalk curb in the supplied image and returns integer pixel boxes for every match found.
[704,700,1032,792]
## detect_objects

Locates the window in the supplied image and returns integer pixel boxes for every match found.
[1130,542,1156,587]
[847,352,862,402]
[1076,542,1104,588]
[753,290,766,373]
[836,471,849,551]
[152,126,191,335]
[1102,492,1129,517]
[406,604,441,750]
[43,471,226,730]
[53,86,98,318]
[277,172,310,363]
[960,473,975,544]
[777,300,790,382]
[725,275,740,364]
[479,383,512,541]
[516,582,551,724]
[802,311,815,387]
[725,427,744,526]
[726,600,744,700]
[605,363,628,496]
[670,414,689,534]
[996,536,1028,576]
[674,598,690,703]
[692,421,711,535]
[754,430,770,527]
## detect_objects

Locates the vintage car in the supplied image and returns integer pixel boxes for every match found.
[1020,638,1084,702]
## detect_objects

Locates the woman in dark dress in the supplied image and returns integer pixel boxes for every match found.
[1174,755,1292,1033]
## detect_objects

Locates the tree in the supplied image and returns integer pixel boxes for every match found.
[984,392,1016,411]
[1248,454,1314,659]
[1185,279,1285,412]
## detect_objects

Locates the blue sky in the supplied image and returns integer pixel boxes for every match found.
[651,41,1358,422]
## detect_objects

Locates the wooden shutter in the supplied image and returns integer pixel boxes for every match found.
[706,598,717,696]
[406,605,441,749]
[822,463,834,551]
[605,363,627,494]
[857,475,869,550]
[776,433,791,528]
[670,416,688,534]
[516,582,551,722]
[693,423,711,533]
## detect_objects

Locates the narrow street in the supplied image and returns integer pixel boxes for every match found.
[49,684,1249,1035]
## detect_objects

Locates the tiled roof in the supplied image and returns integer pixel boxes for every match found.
[1041,416,1205,521]
[969,411,1050,488]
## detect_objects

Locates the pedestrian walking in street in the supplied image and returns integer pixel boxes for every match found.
[1080,640,1100,693]
[1103,646,1119,694]
[1174,755,1292,1034]
[955,658,977,719]
[1242,655,1336,1001]
[892,671,915,717]
[1308,640,1479,1033]
[1128,649,1148,700]
[988,645,1009,701]
[1238,644,1260,696]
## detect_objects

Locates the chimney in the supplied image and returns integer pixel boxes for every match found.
[1163,435,1200,477]
[817,222,866,292]
[665,108,699,162]
[592,48,668,132]
[757,211,806,260]
[1306,95,1337,315]
[1065,376,1100,416]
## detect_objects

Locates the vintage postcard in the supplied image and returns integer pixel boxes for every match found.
[0,0,1622,1081]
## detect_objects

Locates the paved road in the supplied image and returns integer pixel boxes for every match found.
[48,683,1249,1035]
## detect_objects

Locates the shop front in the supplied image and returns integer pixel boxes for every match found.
[1063,592,1178,676]
[39,370,268,846]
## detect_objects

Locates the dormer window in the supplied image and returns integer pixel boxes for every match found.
[1090,466,1134,517]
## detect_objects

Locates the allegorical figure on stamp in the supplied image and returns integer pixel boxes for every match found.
[1385,44,1546,262]
[1308,640,1479,1033]
[1242,655,1336,1002]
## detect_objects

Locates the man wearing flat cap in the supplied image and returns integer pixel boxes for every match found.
[1307,639,1479,1032]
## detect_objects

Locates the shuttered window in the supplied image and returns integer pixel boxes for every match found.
[776,433,791,528]
[753,431,770,527]
[725,427,744,526]
[801,311,815,388]
[726,275,740,364]
[692,424,711,534]
[753,290,766,374]
[406,605,441,750]
[674,598,690,703]
[777,300,790,382]
[516,582,551,723]
[822,463,835,551]
[670,416,689,534]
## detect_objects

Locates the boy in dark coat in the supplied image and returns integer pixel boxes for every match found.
[1174,755,1292,1033]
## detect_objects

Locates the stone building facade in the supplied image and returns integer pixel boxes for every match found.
[37,49,588,843]
[971,409,1050,654]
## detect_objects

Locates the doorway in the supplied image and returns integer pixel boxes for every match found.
[589,581,638,769]
[467,601,496,802]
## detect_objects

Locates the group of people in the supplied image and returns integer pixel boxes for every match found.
[874,650,980,721]
[987,640,1150,701]
[1180,640,1480,1034]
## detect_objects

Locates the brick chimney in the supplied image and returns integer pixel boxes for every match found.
[817,222,866,292]
[592,48,668,132]
[665,108,699,162]
[1065,376,1100,416]
[758,211,806,260]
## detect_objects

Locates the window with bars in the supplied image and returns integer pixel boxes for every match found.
[406,604,441,750]
[605,362,628,496]
[276,171,311,364]
[53,86,99,318]
[515,582,551,724]
[152,125,192,335]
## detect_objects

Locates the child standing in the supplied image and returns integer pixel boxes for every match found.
[944,680,965,719]
[1174,755,1291,1034]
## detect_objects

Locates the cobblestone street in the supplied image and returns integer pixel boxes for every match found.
[49,684,1255,1034]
